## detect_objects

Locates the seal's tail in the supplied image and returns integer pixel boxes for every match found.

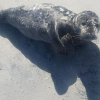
[0,10,6,23]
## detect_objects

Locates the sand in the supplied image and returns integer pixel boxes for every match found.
[0,0,100,100]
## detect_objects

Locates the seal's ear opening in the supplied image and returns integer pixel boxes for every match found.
[72,14,81,35]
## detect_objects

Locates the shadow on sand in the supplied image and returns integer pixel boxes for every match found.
[0,23,100,100]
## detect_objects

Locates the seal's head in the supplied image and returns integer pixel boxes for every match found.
[73,11,100,40]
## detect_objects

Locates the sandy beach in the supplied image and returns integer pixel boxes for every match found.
[0,0,100,100]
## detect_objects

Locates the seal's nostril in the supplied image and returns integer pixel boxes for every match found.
[95,24,100,32]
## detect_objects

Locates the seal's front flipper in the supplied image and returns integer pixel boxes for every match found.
[51,37,66,54]
[61,33,75,55]
[47,20,66,54]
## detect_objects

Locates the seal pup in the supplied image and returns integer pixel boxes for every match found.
[0,3,100,54]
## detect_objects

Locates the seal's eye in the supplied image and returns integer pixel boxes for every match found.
[95,24,99,28]
[81,22,86,26]
[94,19,98,23]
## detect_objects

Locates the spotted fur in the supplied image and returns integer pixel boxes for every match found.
[0,3,100,54]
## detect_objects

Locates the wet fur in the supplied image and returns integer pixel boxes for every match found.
[0,3,100,55]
